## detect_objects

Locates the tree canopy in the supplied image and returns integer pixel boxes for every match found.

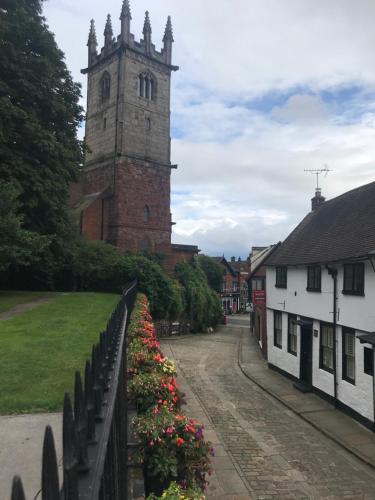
[0,182,48,272]
[175,260,222,331]
[198,255,224,292]
[0,0,84,236]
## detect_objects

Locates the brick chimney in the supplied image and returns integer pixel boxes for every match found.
[311,188,325,211]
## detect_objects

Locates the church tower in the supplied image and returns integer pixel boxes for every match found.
[74,2,178,257]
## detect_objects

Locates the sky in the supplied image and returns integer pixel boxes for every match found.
[44,0,375,259]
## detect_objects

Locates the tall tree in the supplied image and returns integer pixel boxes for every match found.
[0,182,48,271]
[0,0,84,235]
[198,255,224,293]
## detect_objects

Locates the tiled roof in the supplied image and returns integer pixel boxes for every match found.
[229,260,250,273]
[267,181,375,266]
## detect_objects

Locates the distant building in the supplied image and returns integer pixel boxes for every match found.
[214,256,250,313]
[247,244,280,358]
[266,182,375,429]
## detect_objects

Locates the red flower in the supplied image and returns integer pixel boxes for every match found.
[176,437,184,447]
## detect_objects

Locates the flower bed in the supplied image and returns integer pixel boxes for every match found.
[127,294,213,498]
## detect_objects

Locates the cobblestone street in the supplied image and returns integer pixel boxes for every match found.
[162,318,375,499]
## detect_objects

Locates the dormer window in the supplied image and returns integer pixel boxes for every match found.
[138,72,156,100]
[100,72,111,103]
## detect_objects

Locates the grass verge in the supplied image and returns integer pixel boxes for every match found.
[0,292,119,414]
[0,291,59,314]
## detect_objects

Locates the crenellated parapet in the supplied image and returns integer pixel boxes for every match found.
[86,0,175,70]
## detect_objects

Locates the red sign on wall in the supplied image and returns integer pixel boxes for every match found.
[252,290,266,306]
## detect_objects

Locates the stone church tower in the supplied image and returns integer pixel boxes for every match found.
[71,1,198,265]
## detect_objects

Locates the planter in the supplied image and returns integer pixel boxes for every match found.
[144,468,174,497]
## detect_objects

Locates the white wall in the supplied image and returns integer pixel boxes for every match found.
[337,328,374,422]
[266,309,300,379]
[267,261,375,333]
[266,262,375,423]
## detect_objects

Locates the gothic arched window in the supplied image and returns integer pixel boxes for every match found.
[100,72,111,103]
[143,205,150,222]
[138,72,156,100]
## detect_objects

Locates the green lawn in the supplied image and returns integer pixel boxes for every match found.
[0,292,119,414]
[0,290,59,314]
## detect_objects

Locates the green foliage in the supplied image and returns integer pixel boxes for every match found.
[0,182,48,271]
[174,261,222,331]
[197,255,224,293]
[147,481,205,499]
[4,236,183,320]
[116,255,184,320]
[0,0,84,236]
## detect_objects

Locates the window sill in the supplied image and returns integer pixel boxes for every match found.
[288,350,297,357]
[274,344,282,349]
[319,366,334,374]
[275,285,287,289]
[342,290,365,297]
[306,288,321,293]
[342,376,355,386]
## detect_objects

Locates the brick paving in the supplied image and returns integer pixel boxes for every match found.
[162,323,375,499]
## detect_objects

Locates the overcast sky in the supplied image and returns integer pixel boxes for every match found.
[44,0,375,259]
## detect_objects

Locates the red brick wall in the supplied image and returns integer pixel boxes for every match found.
[81,198,102,241]
[75,159,172,256]
[167,249,195,272]
[114,160,172,254]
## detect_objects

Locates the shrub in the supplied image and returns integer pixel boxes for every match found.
[147,481,205,500]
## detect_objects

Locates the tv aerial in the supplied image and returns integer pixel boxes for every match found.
[304,164,331,190]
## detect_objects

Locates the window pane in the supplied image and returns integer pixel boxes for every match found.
[345,332,355,356]
[364,347,374,376]
[344,265,353,291]
[315,267,321,289]
[354,264,364,293]
[347,358,355,380]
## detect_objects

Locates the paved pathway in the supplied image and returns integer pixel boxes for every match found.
[0,413,62,499]
[161,318,375,499]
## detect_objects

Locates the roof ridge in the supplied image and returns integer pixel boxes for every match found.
[320,179,375,208]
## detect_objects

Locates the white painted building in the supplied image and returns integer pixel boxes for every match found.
[266,183,375,429]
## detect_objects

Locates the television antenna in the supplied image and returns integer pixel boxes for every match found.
[304,165,331,190]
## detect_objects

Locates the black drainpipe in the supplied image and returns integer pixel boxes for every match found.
[326,266,338,407]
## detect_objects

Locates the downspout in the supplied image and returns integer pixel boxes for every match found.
[327,266,338,407]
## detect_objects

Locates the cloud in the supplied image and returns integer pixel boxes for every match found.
[272,94,330,124]
[43,1,375,257]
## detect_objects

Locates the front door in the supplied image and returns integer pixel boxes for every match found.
[300,323,313,386]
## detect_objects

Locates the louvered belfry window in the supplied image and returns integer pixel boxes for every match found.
[138,72,155,100]
[343,328,355,384]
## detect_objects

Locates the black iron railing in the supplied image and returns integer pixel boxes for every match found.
[10,281,137,500]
